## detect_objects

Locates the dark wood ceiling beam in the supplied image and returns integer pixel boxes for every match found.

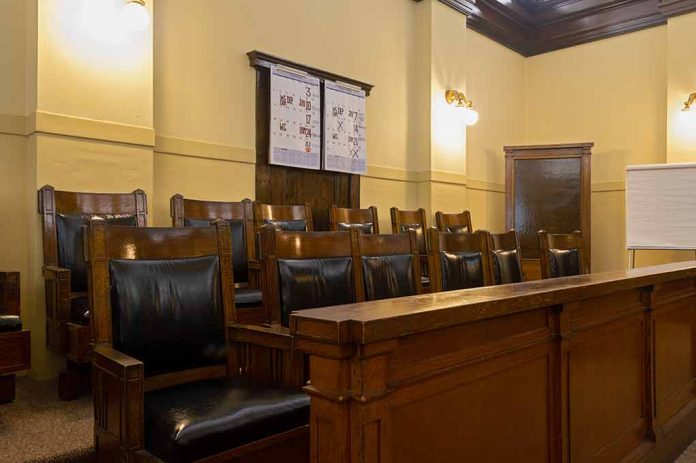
[420,0,696,56]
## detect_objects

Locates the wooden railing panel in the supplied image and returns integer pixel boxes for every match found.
[292,262,696,463]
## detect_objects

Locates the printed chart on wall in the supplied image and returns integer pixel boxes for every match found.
[324,81,367,174]
[269,65,321,169]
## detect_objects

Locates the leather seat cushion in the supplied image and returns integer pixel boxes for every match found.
[264,219,308,232]
[70,296,90,325]
[110,255,226,377]
[0,315,22,332]
[337,222,374,234]
[492,249,523,285]
[278,257,356,326]
[362,255,416,301]
[549,248,581,278]
[145,377,309,463]
[439,251,485,291]
[184,218,249,284]
[445,224,470,234]
[400,223,426,253]
[56,213,137,293]
[235,288,263,309]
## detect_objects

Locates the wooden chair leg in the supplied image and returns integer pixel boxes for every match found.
[0,375,16,404]
[58,360,91,400]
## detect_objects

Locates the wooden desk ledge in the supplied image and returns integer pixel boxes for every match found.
[290,261,696,345]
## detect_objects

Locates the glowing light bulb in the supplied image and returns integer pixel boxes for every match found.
[679,108,696,129]
[464,107,479,126]
[121,0,150,32]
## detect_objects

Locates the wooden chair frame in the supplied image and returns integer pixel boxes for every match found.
[253,203,314,233]
[37,184,147,399]
[170,195,262,323]
[428,229,494,292]
[355,231,423,298]
[0,272,30,404]
[488,229,525,283]
[87,220,307,463]
[538,230,589,279]
[328,205,379,233]
[435,210,473,234]
[391,207,430,288]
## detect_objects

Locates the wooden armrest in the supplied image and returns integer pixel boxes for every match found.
[228,323,293,350]
[93,344,143,377]
[42,265,70,279]
[92,343,144,452]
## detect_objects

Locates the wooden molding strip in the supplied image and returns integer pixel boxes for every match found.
[155,135,255,164]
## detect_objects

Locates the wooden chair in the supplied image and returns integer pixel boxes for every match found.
[488,229,525,285]
[390,207,430,287]
[170,195,262,324]
[355,231,422,300]
[37,185,146,399]
[538,230,589,279]
[0,272,30,404]
[254,203,314,232]
[87,220,309,463]
[259,227,358,327]
[428,229,493,292]
[328,205,379,234]
[435,210,473,234]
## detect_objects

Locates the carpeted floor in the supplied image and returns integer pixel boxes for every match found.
[2,378,696,462]
[0,378,92,463]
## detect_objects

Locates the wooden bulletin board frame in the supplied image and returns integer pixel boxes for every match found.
[504,142,593,280]
[248,51,374,231]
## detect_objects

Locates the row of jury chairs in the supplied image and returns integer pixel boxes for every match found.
[83,218,589,462]
[37,184,587,400]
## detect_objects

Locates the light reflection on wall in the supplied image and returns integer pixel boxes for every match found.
[48,0,149,72]
[431,90,468,166]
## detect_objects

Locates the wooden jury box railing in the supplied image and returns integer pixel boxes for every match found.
[289,261,696,463]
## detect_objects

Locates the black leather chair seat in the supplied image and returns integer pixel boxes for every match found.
[0,315,22,332]
[70,296,90,325]
[144,377,309,463]
[235,288,263,308]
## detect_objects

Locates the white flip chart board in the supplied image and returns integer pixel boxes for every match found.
[626,163,696,250]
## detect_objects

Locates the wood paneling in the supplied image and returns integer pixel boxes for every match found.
[249,51,368,231]
[293,261,696,462]
[417,0,696,56]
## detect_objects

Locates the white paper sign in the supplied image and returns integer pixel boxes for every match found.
[323,81,367,174]
[270,65,321,169]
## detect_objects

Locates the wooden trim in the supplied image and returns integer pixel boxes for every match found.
[155,135,255,164]
[248,50,374,95]
[28,111,154,146]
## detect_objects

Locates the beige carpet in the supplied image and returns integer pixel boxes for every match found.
[2,378,696,462]
[0,378,93,463]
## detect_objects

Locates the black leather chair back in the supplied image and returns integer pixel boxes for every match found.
[439,251,485,291]
[400,224,426,254]
[444,224,470,234]
[548,248,581,278]
[109,255,226,377]
[184,218,249,284]
[57,214,136,292]
[277,257,356,326]
[337,222,374,234]
[492,249,523,285]
[264,219,308,232]
[362,254,417,301]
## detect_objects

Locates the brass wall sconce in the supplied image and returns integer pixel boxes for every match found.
[445,89,479,126]
[680,92,696,129]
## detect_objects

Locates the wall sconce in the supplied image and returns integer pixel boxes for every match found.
[445,89,479,126]
[680,93,696,129]
[121,0,150,32]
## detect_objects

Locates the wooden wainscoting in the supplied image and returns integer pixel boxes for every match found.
[292,261,696,463]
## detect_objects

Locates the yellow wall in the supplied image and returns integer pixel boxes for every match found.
[526,27,669,271]
[3,0,696,379]
[667,13,696,164]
